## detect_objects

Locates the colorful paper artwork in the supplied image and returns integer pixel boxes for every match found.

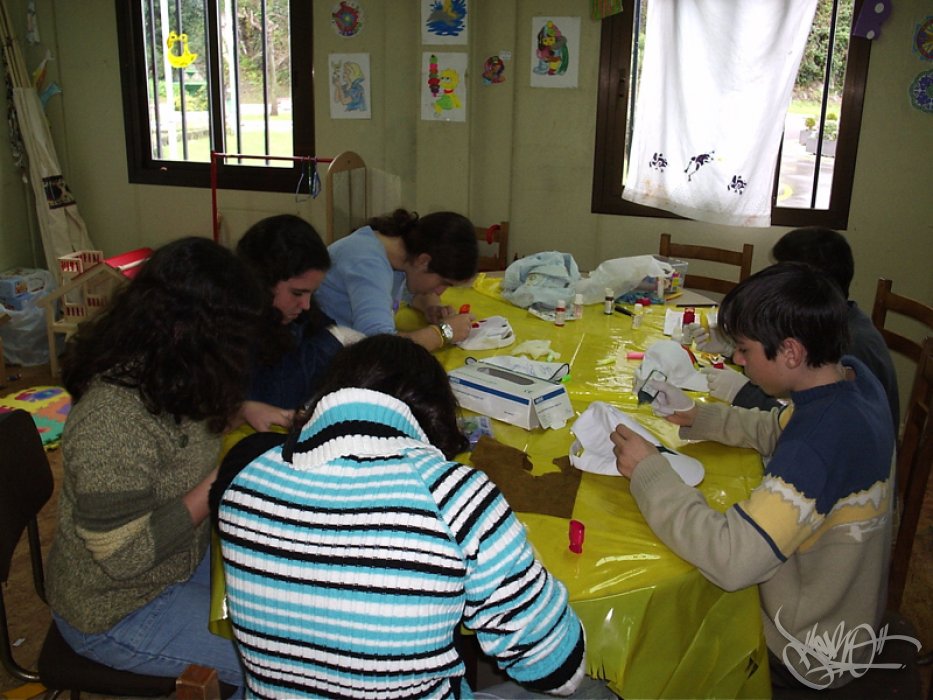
[422,0,468,46]
[331,1,364,38]
[915,17,933,60]
[329,53,372,119]
[421,52,467,122]
[165,31,197,68]
[909,69,933,112]
[482,55,506,85]
[530,17,580,89]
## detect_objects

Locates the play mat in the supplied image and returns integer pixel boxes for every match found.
[0,385,71,448]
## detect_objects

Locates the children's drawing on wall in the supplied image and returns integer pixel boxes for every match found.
[330,53,371,119]
[482,54,507,85]
[421,52,467,122]
[530,17,580,89]
[421,0,468,45]
[331,1,364,38]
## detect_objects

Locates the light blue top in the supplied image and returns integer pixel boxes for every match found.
[314,226,408,336]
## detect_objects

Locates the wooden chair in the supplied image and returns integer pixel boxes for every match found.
[0,312,9,389]
[658,233,753,296]
[475,222,510,272]
[772,338,932,699]
[871,278,933,364]
[888,336,933,611]
[0,409,230,699]
[325,150,368,244]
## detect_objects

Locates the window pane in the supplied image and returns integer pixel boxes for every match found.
[142,0,210,162]
[221,0,294,168]
[776,0,854,211]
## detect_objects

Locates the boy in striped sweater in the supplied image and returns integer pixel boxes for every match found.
[215,334,587,698]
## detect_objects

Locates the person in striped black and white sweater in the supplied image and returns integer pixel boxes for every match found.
[215,335,587,699]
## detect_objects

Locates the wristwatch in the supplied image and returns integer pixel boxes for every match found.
[437,321,454,346]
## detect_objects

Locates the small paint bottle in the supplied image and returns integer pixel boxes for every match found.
[555,299,566,327]
[631,302,644,329]
[573,293,584,320]
[603,288,614,315]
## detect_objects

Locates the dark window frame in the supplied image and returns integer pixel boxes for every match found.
[115,0,315,192]
[591,0,871,229]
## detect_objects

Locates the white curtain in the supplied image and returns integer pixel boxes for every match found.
[622,0,818,227]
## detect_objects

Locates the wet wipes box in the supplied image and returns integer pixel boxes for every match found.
[448,361,574,430]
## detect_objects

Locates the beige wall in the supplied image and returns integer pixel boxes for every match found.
[1,0,931,411]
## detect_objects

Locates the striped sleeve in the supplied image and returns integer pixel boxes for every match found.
[426,460,585,693]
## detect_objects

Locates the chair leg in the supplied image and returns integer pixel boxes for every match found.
[176,664,221,700]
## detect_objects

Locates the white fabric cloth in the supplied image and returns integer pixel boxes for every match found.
[634,339,709,393]
[569,402,704,486]
[622,0,817,227]
[457,315,515,350]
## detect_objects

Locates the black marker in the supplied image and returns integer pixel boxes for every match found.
[614,304,633,317]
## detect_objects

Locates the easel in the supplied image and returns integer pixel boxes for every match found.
[209,152,334,243]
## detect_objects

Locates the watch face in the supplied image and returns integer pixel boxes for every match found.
[440,322,454,341]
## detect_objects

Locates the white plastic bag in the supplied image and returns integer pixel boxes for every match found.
[1,298,50,366]
[1,268,56,366]
[575,255,673,304]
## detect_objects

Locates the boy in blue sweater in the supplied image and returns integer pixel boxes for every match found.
[612,262,895,690]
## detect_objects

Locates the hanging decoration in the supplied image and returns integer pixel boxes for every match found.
[909,69,933,112]
[482,55,506,85]
[914,16,933,60]
[852,0,892,40]
[331,1,363,38]
[329,52,372,119]
[421,52,467,122]
[165,31,197,69]
[25,0,39,44]
[590,0,624,21]
[530,17,580,89]
[421,0,468,46]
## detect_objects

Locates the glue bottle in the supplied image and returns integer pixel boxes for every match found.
[573,293,584,320]
[555,299,566,327]
[631,302,644,329]
[603,288,614,315]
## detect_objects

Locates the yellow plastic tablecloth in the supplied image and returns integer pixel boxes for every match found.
[403,276,771,699]
[213,275,772,698]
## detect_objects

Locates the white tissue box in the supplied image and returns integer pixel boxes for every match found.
[448,361,574,431]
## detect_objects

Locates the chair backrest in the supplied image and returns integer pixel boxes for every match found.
[659,233,753,296]
[0,410,53,584]
[475,222,510,272]
[888,336,933,610]
[871,278,933,364]
[325,151,368,245]
[0,409,53,682]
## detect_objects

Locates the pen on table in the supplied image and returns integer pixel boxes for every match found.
[676,303,717,308]
[613,304,633,317]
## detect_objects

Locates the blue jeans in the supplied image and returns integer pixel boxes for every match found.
[53,550,244,695]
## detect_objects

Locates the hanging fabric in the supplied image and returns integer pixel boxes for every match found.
[590,0,624,21]
[0,0,94,271]
[622,0,817,227]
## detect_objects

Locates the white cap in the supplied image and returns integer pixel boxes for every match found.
[574,293,583,303]
[605,288,614,296]
[556,299,566,307]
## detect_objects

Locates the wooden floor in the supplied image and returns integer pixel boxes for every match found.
[1,362,930,698]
